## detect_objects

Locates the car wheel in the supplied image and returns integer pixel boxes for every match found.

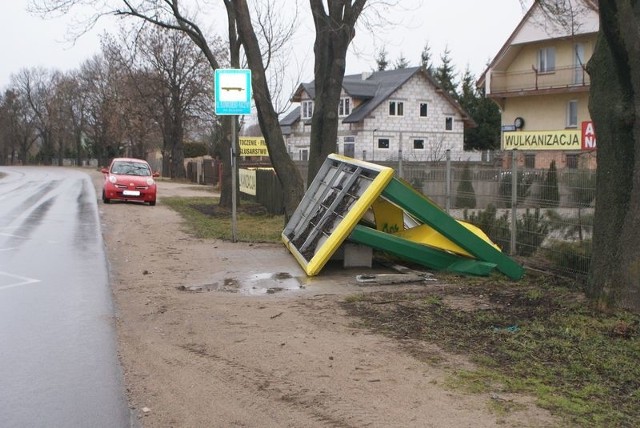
[149,200,156,206]
[102,191,110,204]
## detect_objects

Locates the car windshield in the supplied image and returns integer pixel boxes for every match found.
[111,161,151,176]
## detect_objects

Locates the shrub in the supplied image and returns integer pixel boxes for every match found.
[516,208,549,256]
[565,169,596,207]
[540,160,560,207]
[184,142,208,158]
[546,209,594,241]
[498,171,533,208]
[455,163,476,209]
[544,239,592,275]
[465,205,549,256]
[410,177,424,192]
[464,204,510,251]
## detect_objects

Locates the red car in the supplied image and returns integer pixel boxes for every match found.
[101,158,160,206]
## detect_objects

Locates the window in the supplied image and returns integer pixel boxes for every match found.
[538,47,556,73]
[445,116,453,131]
[419,103,428,117]
[377,138,390,149]
[338,97,351,117]
[566,154,578,169]
[302,100,313,119]
[574,43,585,84]
[567,100,578,128]
[343,143,355,157]
[524,154,536,169]
[389,101,404,116]
[301,149,309,161]
[413,139,425,149]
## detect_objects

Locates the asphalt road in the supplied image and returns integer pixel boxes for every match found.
[0,166,132,427]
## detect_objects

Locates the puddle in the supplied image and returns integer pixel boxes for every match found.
[177,271,304,295]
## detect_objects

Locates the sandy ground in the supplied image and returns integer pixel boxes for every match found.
[91,171,559,427]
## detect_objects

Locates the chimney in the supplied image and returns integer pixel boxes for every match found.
[361,71,372,80]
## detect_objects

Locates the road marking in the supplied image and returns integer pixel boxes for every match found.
[0,231,26,239]
[0,230,25,252]
[0,271,41,291]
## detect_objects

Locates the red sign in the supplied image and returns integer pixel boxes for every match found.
[582,121,597,150]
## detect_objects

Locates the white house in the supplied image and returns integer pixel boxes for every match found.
[280,67,477,162]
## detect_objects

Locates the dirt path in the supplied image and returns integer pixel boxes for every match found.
[92,171,558,427]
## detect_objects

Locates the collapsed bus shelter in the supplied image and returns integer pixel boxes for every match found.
[282,154,524,280]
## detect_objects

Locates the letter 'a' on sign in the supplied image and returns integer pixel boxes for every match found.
[214,69,252,115]
[582,121,597,150]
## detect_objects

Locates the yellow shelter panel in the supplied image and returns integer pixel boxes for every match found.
[394,220,501,258]
[371,198,404,233]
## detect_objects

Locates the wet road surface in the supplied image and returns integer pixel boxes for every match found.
[0,167,131,427]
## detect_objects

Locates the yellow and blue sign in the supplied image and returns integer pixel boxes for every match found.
[239,137,268,157]
[502,122,598,151]
[503,130,581,150]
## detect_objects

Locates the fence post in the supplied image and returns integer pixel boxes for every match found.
[445,149,451,213]
[510,150,517,255]
[398,132,404,179]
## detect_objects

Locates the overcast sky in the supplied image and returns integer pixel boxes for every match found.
[0,1,530,91]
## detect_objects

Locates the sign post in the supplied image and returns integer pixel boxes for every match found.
[214,69,252,243]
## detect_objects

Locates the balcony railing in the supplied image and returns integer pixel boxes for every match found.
[489,65,590,95]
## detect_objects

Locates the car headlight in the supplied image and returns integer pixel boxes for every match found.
[146,178,155,186]
[109,175,117,184]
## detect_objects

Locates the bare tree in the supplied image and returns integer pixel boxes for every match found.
[529,0,594,38]
[57,71,91,166]
[0,88,39,164]
[106,27,216,178]
[77,54,127,166]
[46,72,89,166]
[585,0,640,312]
[307,0,367,183]
[14,68,61,165]
[0,92,9,164]
[229,0,305,216]
[33,0,306,213]
[251,0,301,115]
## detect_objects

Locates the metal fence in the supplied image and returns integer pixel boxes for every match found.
[399,158,595,278]
[188,156,595,278]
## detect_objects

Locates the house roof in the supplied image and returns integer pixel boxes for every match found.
[342,67,422,123]
[279,106,300,136]
[280,106,300,126]
[477,0,599,88]
[284,66,476,128]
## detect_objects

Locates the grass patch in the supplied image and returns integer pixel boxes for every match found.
[341,273,640,426]
[162,196,284,242]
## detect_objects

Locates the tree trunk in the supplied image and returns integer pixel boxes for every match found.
[232,0,305,218]
[308,0,366,184]
[75,129,83,166]
[170,90,186,179]
[587,1,640,311]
